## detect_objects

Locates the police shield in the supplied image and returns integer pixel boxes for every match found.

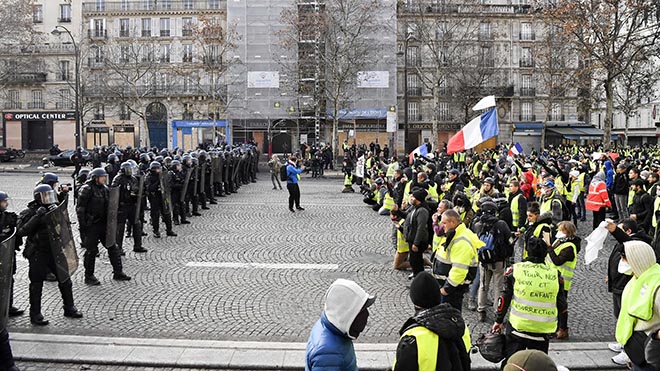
[105,186,120,248]
[134,175,145,225]
[45,201,79,282]
[200,162,207,194]
[181,168,192,201]
[192,166,199,196]
[160,171,172,215]
[0,229,16,327]
[212,157,221,183]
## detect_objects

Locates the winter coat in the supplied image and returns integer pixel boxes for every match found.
[607,228,653,294]
[305,314,358,371]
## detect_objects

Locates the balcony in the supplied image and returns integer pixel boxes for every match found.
[409,114,424,122]
[518,114,537,121]
[119,30,130,38]
[142,30,152,37]
[58,17,71,23]
[550,87,565,97]
[551,114,565,121]
[519,59,535,68]
[520,87,536,96]
[119,113,131,120]
[93,114,105,121]
[56,102,73,109]
[520,32,535,41]
[407,87,422,96]
[160,30,171,37]
[82,0,227,14]
[478,32,493,41]
[399,2,529,15]
[88,29,107,39]
[87,58,104,68]
[0,44,76,56]
[3,73,47,84]
[85,84,227,98]
[182,28,193,37]
[4,102,22,109]
[479,58,495,68]
[27,102,45,109]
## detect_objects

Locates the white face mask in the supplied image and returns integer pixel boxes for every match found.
[618,259,633,275]
[540,188,547,195]
[555,231,566,239]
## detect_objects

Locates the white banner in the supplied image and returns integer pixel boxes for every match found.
[357,71,389,88]
[386,111,397,133]
[247,71,280,88]
[355,155,365,178]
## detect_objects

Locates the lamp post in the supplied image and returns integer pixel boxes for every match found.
[52,26,81,148]
[398,33,414,156]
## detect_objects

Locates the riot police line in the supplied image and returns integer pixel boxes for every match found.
[0,144,259,370]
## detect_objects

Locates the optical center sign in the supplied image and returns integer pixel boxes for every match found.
[4,112,76,121]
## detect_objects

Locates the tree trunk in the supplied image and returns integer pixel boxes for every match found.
[604,79,614,150]
[332,102,340,168]
[432,86,439,153]
[624,114,629,148]
[541,109,550,150]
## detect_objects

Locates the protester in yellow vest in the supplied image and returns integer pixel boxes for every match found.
[492,237,567,364]
[615,240,660,371]
[545,221,580,340]
[517,202,553,261]
[393,272,471,371]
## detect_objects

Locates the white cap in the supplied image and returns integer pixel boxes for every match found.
[569,170,580,178]
[324,279,375,339]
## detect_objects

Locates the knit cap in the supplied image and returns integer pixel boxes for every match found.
[504,350,557,371]
[623,240,657,277]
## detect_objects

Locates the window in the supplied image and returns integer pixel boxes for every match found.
[480,46,493,67]
[520,22,533,40]
[32,5,43,23]
[160,44,171,62]
[142,18,151,37]
[406,24,417,38]
[436,21,449,39]
[121,0,130,10]
[160,0,172,9]
[439,102,450,120]
[406,46,419,66]
[408,102,420,121]
[183,44,193,63]
[120,104,131,120]
[93,19,105,38]
[31,90,43,109]
[119,19,130,37]
[521,74,534,96]
[59,4,71,22]
[96,0,105,11]
[183,103,194,119]
[59,60,70,81]
[141,0,154,10]
[208,0,220,9]
[551,103,562,121]
[479,22,492,40]
[160,18,170,37]
[7,90,20,109]
[208,103,221,120]
[407,74,420,96]
[93,103,105,121]
[521,101,533,120]
[119,45,130,62]
[183,76,194,93]
[58,89,71,109]
[142,46,154,62]
[182,17,193,36]
[520,47,533,67]
[183,0,193,10]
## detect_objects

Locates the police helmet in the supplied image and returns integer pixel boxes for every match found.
[191,158,199,166]
[171,160,181,168]
[127,159,138,167]
[164,156,173,166]
[90,168,108,182]
[480,200,498,215]
[477,332,506,363]
[174,155,182,161]
[182,155,192,166]
[120,162,135,176]
[33,184,57,205]
[484,177,495,185]
[139,153,150,163]
[107,154,118,164]
[77,168,91,184]
[159,149,168,156]
[155,156,164,163]
[41,172,59,186]
[149,161,162,170]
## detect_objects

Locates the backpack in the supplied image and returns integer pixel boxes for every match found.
[554,194,572,221]
[279,164,288,182]
[478,221,512,264]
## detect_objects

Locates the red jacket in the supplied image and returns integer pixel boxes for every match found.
[586,181,611,211]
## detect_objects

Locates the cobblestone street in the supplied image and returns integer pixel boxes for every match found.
[2,172,616,343]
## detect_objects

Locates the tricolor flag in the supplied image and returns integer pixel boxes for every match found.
[447,108,499,155]
[408,144,429,164]
[508,143,523,156]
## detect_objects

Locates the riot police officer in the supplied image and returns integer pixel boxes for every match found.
[169,160,190,226]
[18,185,83,325]
[70,146,86,177]
[105,154,121,182]
[77,168,132,286]
[39,172,71,204]
[186,157,201,217]
[74,168,91,202]
[0,192,23,317]
[112,162,147,254]
[145,162,177,238]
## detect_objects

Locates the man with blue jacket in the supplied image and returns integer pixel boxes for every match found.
[306,279,376,371]
[287,156,305,213]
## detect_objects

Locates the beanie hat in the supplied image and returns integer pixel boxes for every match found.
[410,272,441,309]
[412,188,428,202]
[504,350,557,371]
[623,240,657,277]
[525,237,548,263]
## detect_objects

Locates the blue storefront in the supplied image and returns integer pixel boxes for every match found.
[171,120,230,150]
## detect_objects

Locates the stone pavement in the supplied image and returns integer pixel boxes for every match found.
[0,171,624,369]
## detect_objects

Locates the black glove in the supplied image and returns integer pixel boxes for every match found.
[36,207,48,216]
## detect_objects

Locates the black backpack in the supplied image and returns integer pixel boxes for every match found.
[279,164,288,182]
[478,220,512,264]
[554,194,572,221]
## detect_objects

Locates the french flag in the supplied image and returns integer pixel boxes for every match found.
[408,144,428,164]
[508,143,523,156]
[447,108,499,154]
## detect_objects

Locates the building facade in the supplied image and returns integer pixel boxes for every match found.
[1,0,82,150]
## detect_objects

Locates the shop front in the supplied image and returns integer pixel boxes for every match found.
[2,111,76,150]
[171,120,230,150]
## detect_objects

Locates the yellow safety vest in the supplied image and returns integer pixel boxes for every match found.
[510,193,523,228]
[344,173,352,186]
[615,264,660,345]
[540,193,561,215]
[428,184,439,203]
[434,224,482,286]
[652,197,660,228]
[393,324,471,371]
[545,241,577,291]
[386,163,398,178]
[431,231,445,253]
[509,262,560,334]
[397,221,409,253]
[555,178,566,196]
[383,193,395,211]
[577,173,586,193]
[473,160,482,178]
[628,188,635,206]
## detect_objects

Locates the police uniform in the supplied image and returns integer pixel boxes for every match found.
[111,170,146,253]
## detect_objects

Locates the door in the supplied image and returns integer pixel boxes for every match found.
[27,121,51,150]
[146,102,168,149]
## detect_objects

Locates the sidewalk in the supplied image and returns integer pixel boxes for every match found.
[10,333,624,370]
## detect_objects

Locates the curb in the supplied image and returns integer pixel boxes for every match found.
[9,333,625,370]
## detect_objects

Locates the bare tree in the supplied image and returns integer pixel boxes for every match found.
[544,0,660,149]
[282,0,386,164]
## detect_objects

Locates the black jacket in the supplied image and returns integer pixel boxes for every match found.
[169,169,185,192]
[17,201,51,254]
[607,228,653,294]
[394,203,429,249]
[76,181,109,227]
[145,170,162,195]
[112,173,139,207]
[394,304,471,371]
[472,213,512,263]
[647,330,660,369]
[613,172,629,195]
[630,191,653,232]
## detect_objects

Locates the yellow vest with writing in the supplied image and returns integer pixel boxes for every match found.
[509,262,560,334]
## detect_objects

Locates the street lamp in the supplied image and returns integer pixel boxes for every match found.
[52,26,81,148]
[397,33,415,155]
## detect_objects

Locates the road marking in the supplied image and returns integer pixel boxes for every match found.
[186,262,339,270]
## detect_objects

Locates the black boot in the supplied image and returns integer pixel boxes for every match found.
[83,250,100,286]
[59,281,83,318]
[29,283,48,326]
[108,246,131,281]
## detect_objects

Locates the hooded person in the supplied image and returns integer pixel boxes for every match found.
[614,240,660,371]
[305,279,375,371]
[393,272,471,371]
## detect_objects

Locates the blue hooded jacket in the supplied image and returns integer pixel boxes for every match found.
[605,161,614,190]
[305,313,358,371]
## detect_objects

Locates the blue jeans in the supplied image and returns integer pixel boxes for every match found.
[469,268,480,299]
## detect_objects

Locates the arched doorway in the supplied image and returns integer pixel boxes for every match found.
[146,102,168,149]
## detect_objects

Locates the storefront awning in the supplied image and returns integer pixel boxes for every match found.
[514,123,544,132]
[547,126,604,140]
